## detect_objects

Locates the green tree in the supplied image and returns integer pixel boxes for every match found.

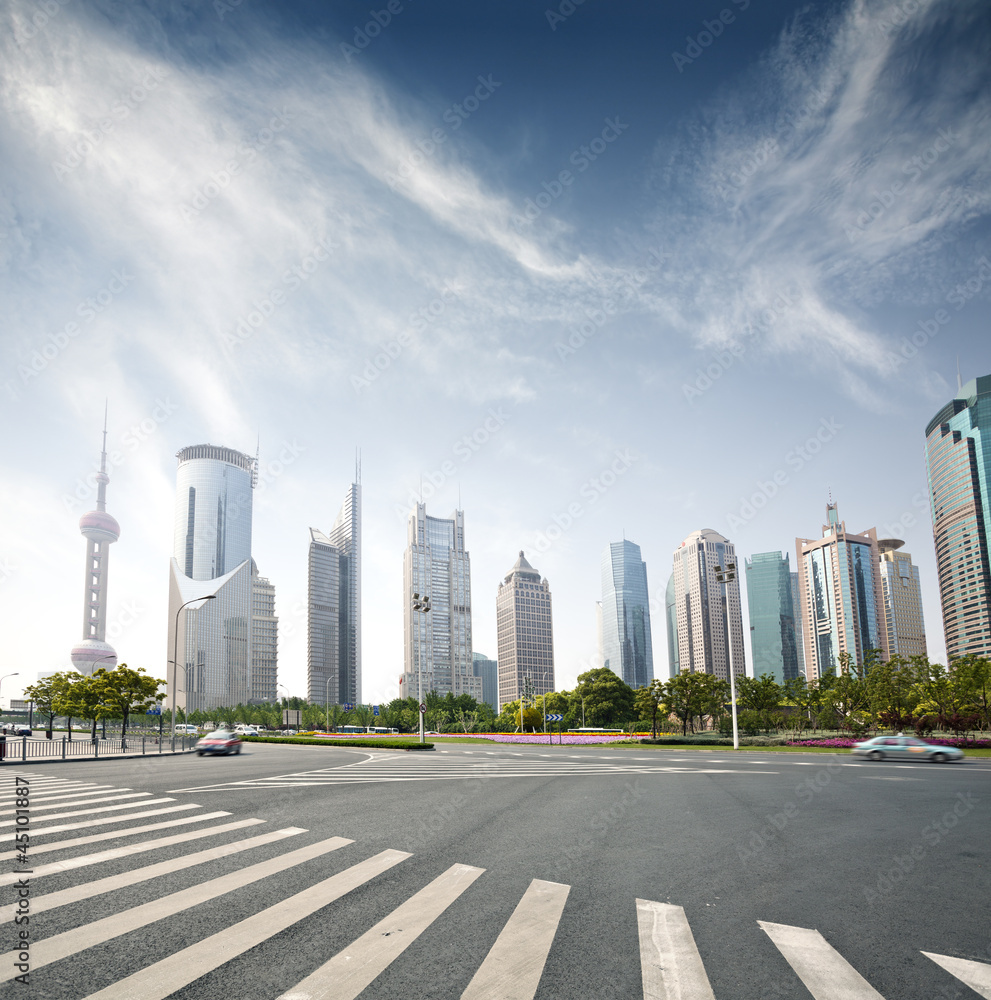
[62,673,111,740]
[23,673,70,732]
[664,671,729,735]
[736,674,783,713]
[569,668,635,727]
[952,654,991,730]
[97,664,165,735]
[634,679,667,739]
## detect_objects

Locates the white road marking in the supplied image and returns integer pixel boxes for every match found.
[461,879,570,1000]
[923,951,991,998]
[276,862,485,1000]
[759,920,886,998]
[637,900,716,1000]
[0,794,164,826]
[0,827,306,922]
[0,784,118,804]
[0,817,258,883]
[1,803,200,841]
[83,849,411,1000]
[0,835,352,981]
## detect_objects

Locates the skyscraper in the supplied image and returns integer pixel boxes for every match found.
[745,551,800,684]
[600,540,654,688]
[307,482,362,706]
[665,573,679,679]
[250,563,278,703]
[167,444,256,713]
[472,651,499,713]
[795,502,887,680]
[925,374,991,661]
[671,529,746,681]
[401,504,480,702]
[496,551,555,711]
[790,571,806,679]
[71,412,120,676]
[877,539,928,659]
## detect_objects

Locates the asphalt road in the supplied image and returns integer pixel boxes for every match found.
[3,743,988,999]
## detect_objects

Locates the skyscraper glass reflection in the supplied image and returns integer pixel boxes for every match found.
[600,540,654,688]
[745,551,800,684]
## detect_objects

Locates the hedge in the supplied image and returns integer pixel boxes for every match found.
[241,735,435,751]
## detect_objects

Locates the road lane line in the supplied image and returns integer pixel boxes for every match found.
[461,879,570,1000]
[923,952,991,997]
[637,900,716,1000]
[0,817,257,882]
[0,827,307,922]
[0,794,164,826]
[0,835,353,981]
[759,921,886,998]
[276,862,484,1000]
[82,849,411,1000]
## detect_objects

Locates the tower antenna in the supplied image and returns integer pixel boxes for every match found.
[957,356,963,393]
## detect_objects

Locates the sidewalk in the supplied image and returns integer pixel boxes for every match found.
[0,734,198,765]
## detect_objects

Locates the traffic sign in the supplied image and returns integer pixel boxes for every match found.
[373,705,380,717]
[146,706,161,716]
[419,703,426,714]
[546,713,564,722]
[343,703,353,711]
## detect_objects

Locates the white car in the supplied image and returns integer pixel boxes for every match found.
[2,723,31,737]
[234,725,259,736]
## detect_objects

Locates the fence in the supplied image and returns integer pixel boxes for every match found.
[0,734,195,763]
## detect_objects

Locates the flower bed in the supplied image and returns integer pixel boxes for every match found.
[454,733,635,745]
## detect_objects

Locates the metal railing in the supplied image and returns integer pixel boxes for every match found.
[0,734,195,762]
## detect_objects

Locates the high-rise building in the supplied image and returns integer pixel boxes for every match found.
[167,444,257,713]
[496,551,555,710]
[745,551,800,684]
[307,482,362,706]
[599,540,654,688]
[925,375,991,661]
[790,572,806,679]
[401,504,480,702]
[472,652,499,713]
[71,412,120,675]
[250,563,278,703]
[671,529,746,681]
[877,540,927,659]
[665,573,679,679]
[795,502,888,680]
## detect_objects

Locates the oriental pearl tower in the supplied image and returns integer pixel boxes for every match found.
[70,410,120,675]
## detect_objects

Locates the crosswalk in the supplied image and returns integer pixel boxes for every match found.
[169,751,779,792]
[3,772,988,998]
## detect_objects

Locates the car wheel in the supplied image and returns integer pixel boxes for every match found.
[867,749,884,761]
[196,751,203,756]
[931,751,946,763]
[236,745,241,755]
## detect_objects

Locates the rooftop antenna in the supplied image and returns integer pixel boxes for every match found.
[458,482,462,511]
[957,356,963,393]
[101,400,109,475]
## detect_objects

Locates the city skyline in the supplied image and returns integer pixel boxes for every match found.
[2,1,990,705]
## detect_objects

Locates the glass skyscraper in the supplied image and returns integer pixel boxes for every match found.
[665,572,679,679]
[600,540,654,689]
[671,529,746,681]
[745,551,800,684]
[472,652,499,713]
[401,504,480,702]
[795,502,887,679]
[167,444,258,713]
[307,482,362,706]
[925,375,991,661]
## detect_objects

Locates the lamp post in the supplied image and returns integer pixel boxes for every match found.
[541,670,549,734]
[412,592,431,744]
[170,595,216,748]
[714,562,740,750]
[278,684,290,731]
[325,676,333,733]
[0,673,18,721]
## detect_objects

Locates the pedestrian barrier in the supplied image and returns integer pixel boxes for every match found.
[0,734,195,762]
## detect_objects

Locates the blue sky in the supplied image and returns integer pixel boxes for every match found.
[2,0,989,706]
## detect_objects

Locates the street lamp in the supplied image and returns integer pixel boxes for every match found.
[541,670,549,734]
[714,562,740,750]
[325,677,333,733]
[0,673,19,718]
[170,595,216,747]
[411,591,431,744]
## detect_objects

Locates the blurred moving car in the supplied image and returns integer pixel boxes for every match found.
[195,730,242,756]
[851,735,964,763]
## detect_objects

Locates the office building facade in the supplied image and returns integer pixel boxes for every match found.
[671,529,746,681]
[745,551,801,684]
[496,551,555,710]
[599,540,654,688]
[250,563,278,703]
[925,375,991,661]
[307,482,362,706]
[167,444,257,713]
[877,540,927,659]
[665,573,679,679]
[472,652,499,713]
[795,502,888,680]
[401,504,480,702]
[790,572,806,678]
